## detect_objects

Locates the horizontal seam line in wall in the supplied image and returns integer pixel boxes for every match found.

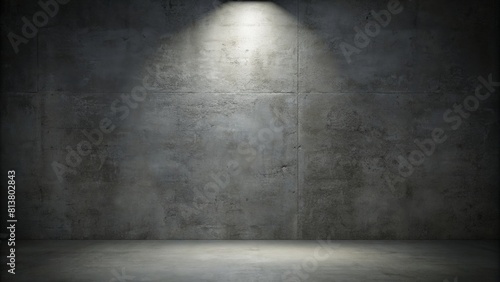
[0,91,39,94]
[24,91,300,95]
[2,91,463,95]
[300,92,446,95]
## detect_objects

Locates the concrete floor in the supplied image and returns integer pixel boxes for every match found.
[0,240,498,281]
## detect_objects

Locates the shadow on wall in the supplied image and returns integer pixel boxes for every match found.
[296,0,499,240]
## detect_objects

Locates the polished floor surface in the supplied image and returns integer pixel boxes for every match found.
[1,240,498,281]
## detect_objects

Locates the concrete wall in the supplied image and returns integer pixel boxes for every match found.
[1,0,498,239]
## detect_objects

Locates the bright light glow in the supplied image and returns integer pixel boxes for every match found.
[204,2,296,51]
[142,1,337,94]
[232,3,266,25]
[143,1,300,93]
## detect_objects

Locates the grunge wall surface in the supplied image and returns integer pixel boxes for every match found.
[1,0,498,239]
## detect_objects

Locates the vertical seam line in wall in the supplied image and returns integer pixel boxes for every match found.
[36,31,41,173]
[36,31,39,92]
[295,0,300,240]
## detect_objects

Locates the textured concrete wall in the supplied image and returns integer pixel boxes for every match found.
[1,0,498,239]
